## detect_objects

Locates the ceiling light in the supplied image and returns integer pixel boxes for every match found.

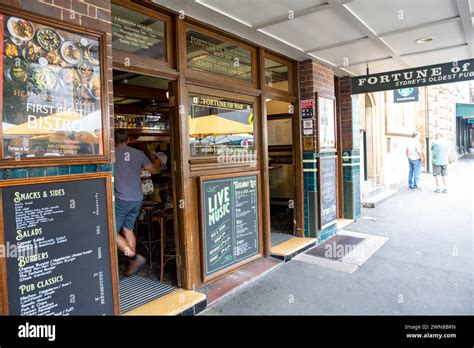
[415,36,435,44]
[266,98,272,102]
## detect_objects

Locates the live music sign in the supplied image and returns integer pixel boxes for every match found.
[351,58,474,94]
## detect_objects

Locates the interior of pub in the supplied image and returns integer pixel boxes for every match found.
[265,56,296,240]
[112,70,179,289]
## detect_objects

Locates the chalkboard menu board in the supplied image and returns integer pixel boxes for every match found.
[318,156,337,229]
[0,174,117,315]
[200,173,260,280]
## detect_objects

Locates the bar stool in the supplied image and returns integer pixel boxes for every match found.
[136,205,160,271]
[153,209,175,281]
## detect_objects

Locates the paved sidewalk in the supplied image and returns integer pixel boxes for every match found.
[202,155,474,315]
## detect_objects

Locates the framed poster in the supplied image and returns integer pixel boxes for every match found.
[0,9,109,167]
[0,173,119,315]
[317,156,337,230]
[199,171,262,282]
[316,93,336,153]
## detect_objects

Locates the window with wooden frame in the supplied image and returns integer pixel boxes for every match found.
[187,85,259,168]
[111,0,174,71]
[0,8,110,167]
[185,23,258,89]
[264,53,293,96]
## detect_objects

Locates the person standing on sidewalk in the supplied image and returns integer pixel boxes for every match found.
[406,131,423,190]
[114,129,161,276]
[431,132,449,193]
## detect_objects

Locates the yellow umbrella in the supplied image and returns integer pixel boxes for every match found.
[188,115,253,137]
[75,131,99,144]
[4,111,82,136]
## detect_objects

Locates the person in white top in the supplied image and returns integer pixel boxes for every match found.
[406,131,423,190]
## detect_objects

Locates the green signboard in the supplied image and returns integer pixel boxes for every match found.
[200,174,259,280]
[352,58,474,94]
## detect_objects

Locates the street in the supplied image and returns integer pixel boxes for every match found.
[202,155,474,315]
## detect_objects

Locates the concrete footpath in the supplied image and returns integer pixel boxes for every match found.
[201,155,474,315]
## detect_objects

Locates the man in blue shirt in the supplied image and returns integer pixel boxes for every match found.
[431,132,449,193]
[114,129,161,276]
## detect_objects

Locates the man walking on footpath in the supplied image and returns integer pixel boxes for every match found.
[431,132,449,193]
[406,131,423,190]
[114,129,161,276]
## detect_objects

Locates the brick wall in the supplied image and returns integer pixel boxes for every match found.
[298,60,335,153]
[0,0,113,314]
[298,60,338,239]
[299,60,335,98]
[339,77,353,151]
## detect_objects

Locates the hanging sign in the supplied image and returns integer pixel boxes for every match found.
[351,58,474,94]
[394,88,419,103]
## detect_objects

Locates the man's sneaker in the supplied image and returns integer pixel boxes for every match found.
[434,188,442,193]
[125,254,147,276]
[442,188,448,194]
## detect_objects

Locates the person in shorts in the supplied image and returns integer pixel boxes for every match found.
[406,131,423,190]
[431,132,449,193]
[114,129,161,275]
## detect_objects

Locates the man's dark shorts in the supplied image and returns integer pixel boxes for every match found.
[115,198,142,234]
[433,164,448,177]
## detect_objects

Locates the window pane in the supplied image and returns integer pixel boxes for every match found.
[189,95,255,160]
[265,57,289,92]
[111,4,166,61]
[2,14,103,159]
[186,28,252,81]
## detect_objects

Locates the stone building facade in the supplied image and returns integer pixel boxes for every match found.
[358,81,471,199]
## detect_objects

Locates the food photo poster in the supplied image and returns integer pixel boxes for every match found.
[1,13,103,160]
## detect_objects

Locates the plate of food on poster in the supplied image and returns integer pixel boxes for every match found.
[3,15,100,99]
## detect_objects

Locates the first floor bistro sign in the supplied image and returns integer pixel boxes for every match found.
[351,58,474,94]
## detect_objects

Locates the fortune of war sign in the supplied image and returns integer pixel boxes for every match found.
[351,58,474,94]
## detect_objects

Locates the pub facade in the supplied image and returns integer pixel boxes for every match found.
[0,0,361,315]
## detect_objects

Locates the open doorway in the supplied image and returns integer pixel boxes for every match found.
[112,70,180,312]
[266,99,296,246]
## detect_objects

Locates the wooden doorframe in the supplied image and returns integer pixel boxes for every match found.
[111,63,185,289]
[261,58,303,239]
